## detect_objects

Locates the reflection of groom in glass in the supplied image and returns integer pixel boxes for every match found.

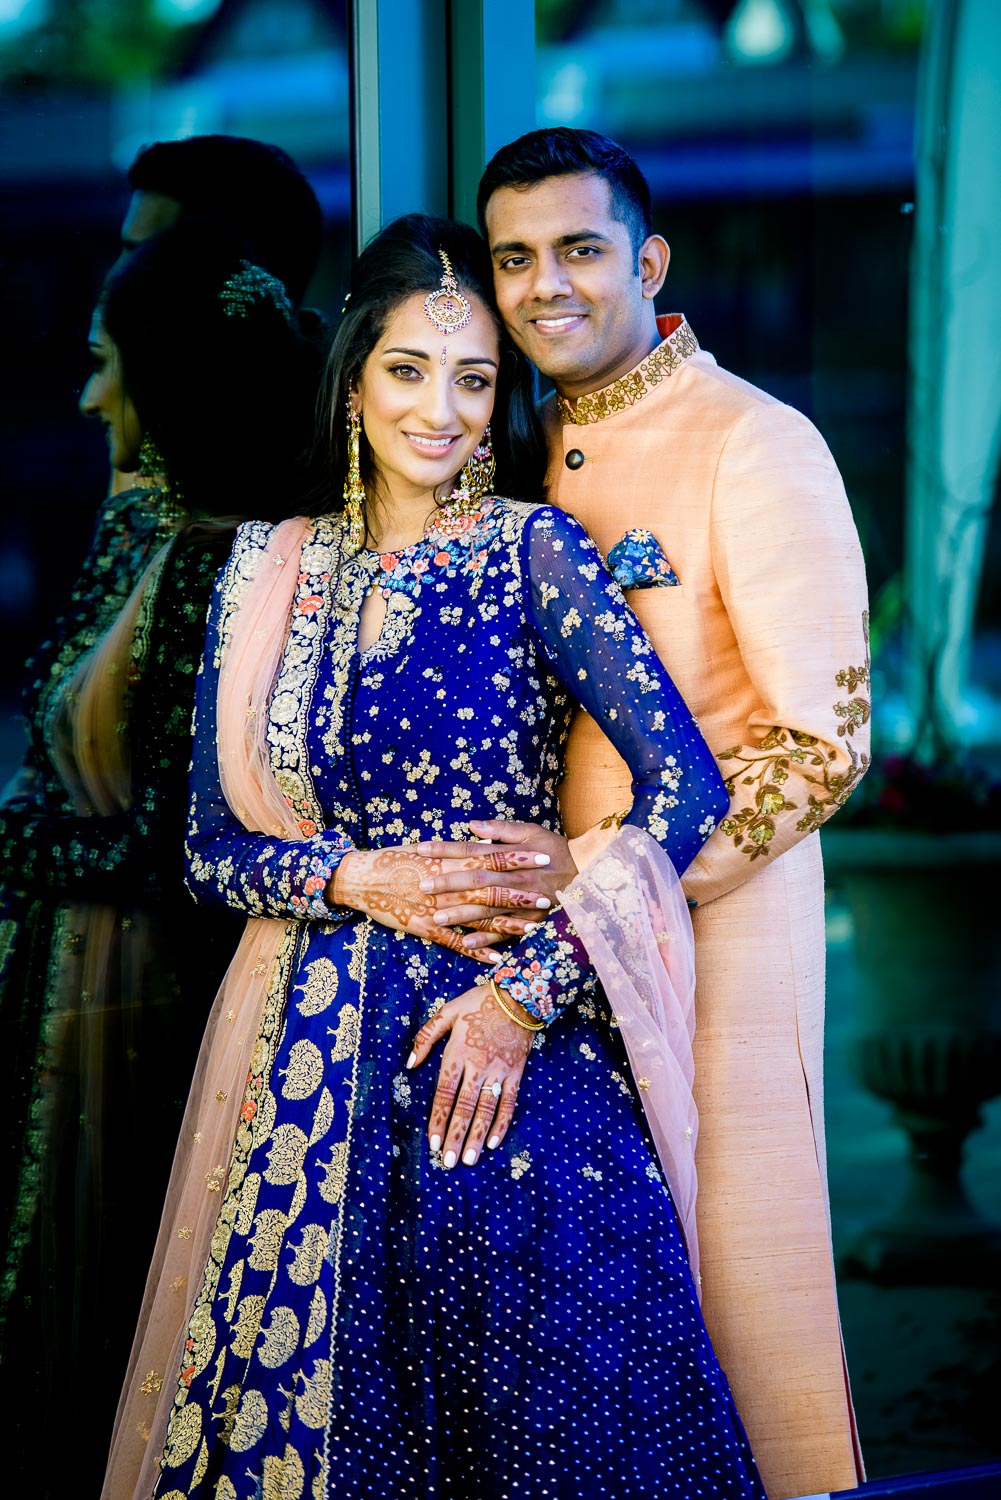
[463,127,869,1500]
[119,133,323,308]
[111,133,325,492]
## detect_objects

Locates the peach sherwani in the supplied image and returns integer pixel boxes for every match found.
[546,315,870,1500]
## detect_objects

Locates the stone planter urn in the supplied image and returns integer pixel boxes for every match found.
[821,827,1001,1282]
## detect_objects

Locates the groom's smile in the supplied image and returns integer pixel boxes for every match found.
[484,171,666,400]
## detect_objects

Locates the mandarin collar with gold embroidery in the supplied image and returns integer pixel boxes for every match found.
[556,315,699,427]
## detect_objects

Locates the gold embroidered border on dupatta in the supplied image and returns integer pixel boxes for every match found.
[101,515,366,1500]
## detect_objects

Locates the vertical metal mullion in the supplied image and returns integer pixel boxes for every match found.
[448,0,537,228]
[350,0,450,254]
[349,0,537,247]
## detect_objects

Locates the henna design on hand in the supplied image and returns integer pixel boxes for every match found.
[491,1080,520,1144]
[461,885,545,909]
[463,990,532,1070]
[354,849,436,926]
[410,986,533,1166]
[430,1056,463,1141]
[446,1082,479,1143]
[466,849,519,873]
[333,848,530,957]
[463,916,534,935]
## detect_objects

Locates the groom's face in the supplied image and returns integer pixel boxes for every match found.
[484,172,648,399]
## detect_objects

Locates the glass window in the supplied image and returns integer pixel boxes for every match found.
[0,0,351,778]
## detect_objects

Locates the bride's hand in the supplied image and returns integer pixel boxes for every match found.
[329,847,551,963]
[406,983,534,1168]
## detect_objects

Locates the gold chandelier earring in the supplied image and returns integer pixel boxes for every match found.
[455,424,496,507]
[343,401,367,552]
[137,432,186,531]
[138,433,167,481]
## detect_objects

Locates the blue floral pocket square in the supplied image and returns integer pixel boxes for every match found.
[607,529,680,589]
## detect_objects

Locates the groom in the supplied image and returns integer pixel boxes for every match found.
[435,127,869,1500]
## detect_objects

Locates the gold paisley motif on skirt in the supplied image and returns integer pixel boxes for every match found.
[232,1293,267,1360]
[287,1220,328,1287]
[329,1000,359,1062]
[282,1038,325,1099]
[258,1304,300,1368]
[308,1086,335,1146]
[248,1208,287,1270]
[296,1357,330,1430]
[319,1138,349,1205]
[264,1123,309,1185]
[294,960,340,1020]
[230,1387,270,1453]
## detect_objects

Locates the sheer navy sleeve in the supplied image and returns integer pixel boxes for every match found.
[488,505,728,1024]
[185,527,356,921]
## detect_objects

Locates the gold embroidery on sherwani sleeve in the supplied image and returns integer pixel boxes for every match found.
[717,610,871,857]
[799,608,871,831]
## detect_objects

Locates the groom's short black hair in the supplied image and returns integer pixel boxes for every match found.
[127,135,322,305]
[477,127,652,255]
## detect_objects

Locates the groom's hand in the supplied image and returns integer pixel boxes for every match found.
[414,819,578,951]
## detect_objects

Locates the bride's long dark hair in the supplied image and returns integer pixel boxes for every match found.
[312,213,548,519]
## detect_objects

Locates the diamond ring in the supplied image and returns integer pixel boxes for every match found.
[489,1081,502,1098]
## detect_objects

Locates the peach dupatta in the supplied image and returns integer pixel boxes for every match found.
[101,517,315,1500]
[559,825,701,1284]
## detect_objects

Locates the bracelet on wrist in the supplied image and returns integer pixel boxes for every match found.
[486,977,544,1032]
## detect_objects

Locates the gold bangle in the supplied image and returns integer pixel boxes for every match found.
[487,977,544,1032]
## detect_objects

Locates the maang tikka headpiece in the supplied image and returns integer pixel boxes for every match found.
[424,249,471,365]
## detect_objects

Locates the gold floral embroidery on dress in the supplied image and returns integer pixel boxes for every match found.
[296,1356,330,1428]
[717,611,872,858]
[155,921,299,1448]
[557,319,699,426]
[266,516,346,831]
[282,1038,326,1100]
[318,537,382,768]
[294,955,340,1016]
[510,1148,532,1180]
[213,518,273,666]
[361,590,417,665]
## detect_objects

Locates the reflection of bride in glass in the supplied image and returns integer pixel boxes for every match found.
[103,214,765,1500]
[0,218,322,1499]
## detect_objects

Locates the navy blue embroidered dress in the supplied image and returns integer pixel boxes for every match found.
[157,499,764,1499]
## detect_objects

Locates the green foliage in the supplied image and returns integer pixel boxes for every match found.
[0,0,191,89]
[535,0,583,45]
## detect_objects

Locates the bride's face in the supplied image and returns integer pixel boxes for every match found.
[353,290,499,506]
[79,315,143,474]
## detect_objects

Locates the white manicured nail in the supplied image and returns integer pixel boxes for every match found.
[487,1135,500,1150]
[430,1134,441,1151]
[444,1150,457,1169]
[406,1052,416,1069]
[463,1149,477,1165]
[533,854,551,865]
[535,897,551,909]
